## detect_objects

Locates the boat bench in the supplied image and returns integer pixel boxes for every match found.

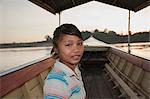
[104,48,150,99]
[105,63,139,99]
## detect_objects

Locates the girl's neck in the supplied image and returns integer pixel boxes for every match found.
[59,60,76,71]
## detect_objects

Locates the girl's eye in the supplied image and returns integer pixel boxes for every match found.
[78,42,83,46]
[65,43,72,46]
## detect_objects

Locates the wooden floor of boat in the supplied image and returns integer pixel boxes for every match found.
[81,68,121,99]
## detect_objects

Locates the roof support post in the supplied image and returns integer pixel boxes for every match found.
[128,10,131,54]
[59,12,61,26]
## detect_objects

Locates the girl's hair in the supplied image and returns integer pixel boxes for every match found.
[51,23,83,58]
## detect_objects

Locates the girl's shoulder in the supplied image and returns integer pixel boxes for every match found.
[46,69,69,86]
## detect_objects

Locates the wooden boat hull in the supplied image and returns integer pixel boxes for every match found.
[0,57,55,99]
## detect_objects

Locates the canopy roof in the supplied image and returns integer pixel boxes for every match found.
[29,0,150,14]
[84,36,109,46]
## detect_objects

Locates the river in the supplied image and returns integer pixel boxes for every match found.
[0,47,52,73]
[112,42,150,60]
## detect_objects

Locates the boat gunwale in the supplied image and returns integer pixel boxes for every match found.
[110,47,150,72]
[0,55,51,77]
[0,57,55,97]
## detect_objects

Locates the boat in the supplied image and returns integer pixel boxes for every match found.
[0,0,150,99]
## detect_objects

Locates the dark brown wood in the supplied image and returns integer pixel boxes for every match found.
[82,69,120,98]
[110,48,150,72]
[142,59,150,72]
[0,57,55,97]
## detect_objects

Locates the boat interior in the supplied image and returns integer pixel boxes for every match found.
[1,0,149,99]
[1,46,150,99]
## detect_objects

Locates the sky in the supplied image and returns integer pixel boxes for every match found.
[0,0,150,43]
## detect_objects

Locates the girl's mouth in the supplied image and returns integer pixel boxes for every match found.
[72,55,81,60]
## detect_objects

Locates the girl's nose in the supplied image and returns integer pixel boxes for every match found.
[73,44,83,52]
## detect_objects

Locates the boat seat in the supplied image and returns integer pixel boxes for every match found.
[104,64,139,99]
[120,67,150,98]
[104,49,150,98]
[107,61,150,98]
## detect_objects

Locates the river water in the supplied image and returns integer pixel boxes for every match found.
[112,42,150,60]
[0,47,52,73]
[0,42,149,73]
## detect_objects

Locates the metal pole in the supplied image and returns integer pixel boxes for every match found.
[128,10,131,54]
[59,12,61,26]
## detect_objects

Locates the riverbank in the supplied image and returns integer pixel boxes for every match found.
[0,41,53,49]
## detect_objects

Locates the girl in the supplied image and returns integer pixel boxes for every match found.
[44,24,86,99]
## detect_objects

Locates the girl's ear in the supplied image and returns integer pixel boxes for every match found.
[54,47,58,54]
[51,47,59,59]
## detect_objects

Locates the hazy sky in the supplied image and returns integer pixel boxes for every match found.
[1,0,150,43]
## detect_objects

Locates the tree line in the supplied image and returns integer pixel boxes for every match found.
[0,30,149,48]
[81,29,150,44]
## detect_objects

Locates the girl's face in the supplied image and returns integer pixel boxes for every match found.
[57,35,84,71]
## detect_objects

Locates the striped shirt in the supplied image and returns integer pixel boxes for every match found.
[43,60,86,99]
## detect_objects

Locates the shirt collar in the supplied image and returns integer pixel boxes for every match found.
[54,59,80,79]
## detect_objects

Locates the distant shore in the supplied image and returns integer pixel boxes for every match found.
[0,41,53,49]
[0,41,149,49]
[1,31,149,48]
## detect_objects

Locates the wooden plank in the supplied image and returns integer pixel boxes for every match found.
[105,64,139,99]
[22,77,43,99]
[0,57,55,97]
[130,66,144,84]
[82,69,119,98]
[117,58,126,72]
[109,62,150,98]
[107,48,150,98]
[38,68,51,87]
[140,71,150,97]
[2,87,24,99]
[123,62,133,77]
[113,56,120,66]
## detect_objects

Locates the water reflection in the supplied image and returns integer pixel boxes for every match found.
[0,47,52,72]
[113,42,150,60]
